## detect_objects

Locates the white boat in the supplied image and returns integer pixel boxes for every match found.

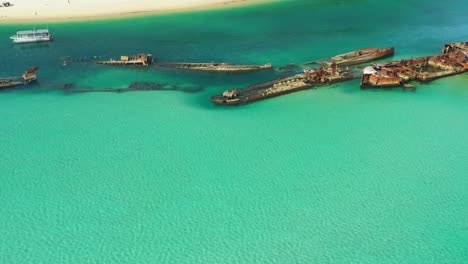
[10,29,53,43]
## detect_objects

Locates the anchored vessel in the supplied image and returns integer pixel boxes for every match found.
[97,54,154,66]
[306,47,394,66]
[10,29,53,43]
[361,43,468,88]
[157,62,272,72]
[211,64,355,105]
[0,67,39,89]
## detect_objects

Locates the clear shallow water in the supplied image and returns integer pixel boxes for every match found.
[1,1,468,263]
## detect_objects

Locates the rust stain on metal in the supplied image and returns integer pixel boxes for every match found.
[97,53,154,66]
[0,67,39,89]
[361,42,468,88]
[305,47,395,66]
[211,65,355,105]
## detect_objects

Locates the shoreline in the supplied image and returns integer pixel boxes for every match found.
[0,0,274,24]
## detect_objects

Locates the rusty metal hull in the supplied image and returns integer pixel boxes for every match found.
[97,54,153,67]
[211,76,310,105]
[361,46,468,88]
[331,47,395,66]
[0,79,30,89]
[443,42,468,54]
[306,47,395,66]
[157,62,272,72]
[0,67,38,90]
[97,60,149,66]
[211,68,355,105]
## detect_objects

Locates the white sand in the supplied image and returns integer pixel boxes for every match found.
[0,0,263,21]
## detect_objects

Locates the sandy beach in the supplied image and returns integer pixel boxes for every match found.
[0,0,268,22]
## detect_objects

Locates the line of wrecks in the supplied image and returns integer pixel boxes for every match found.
[1,42,467,106]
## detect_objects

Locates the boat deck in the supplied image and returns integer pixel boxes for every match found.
[0,67,38,90]
[305,47,394,66]
[211,67,355,105]
[96,54,153,67]
[97,60,150,66]
[361,48,468,88]
[157,62,272,72]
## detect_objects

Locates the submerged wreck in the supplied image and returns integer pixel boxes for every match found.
[361,43,468,88]
[97,54,154,66]
[211,63,355,105]
[306,47,394,66]
[0,67,38,90]
[157,62,272,72]
[60,82,202,93]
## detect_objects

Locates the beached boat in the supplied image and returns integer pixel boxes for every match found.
[211,64,355,105]
[305,47,394,66]
[0,67,39,90]
[157,62,272,72]
[97,54,154,66]
[10,29,53,43]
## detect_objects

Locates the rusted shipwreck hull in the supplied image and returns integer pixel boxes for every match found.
[211,65,355,105]
[157,62,272,72]
[97,54,154,66]
[361,46,468,88]
[306,47,394,66]
[443,42,468,54]
[0,67,38,90]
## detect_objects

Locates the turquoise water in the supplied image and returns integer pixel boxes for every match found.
[1,1,468,263]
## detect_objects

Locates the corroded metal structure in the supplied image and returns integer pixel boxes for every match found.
[0,67,38,89]
[158,62,272,72]
[211,64,355,105]
[443,42,468,54]
[97,54,153,66]
[361,43,468,88]
[306,47,394,66]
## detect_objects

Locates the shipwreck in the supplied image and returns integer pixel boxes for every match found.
[0,67,38,90]
[305,47,394,66]
[97,54,154,66]
[157,62,272,72]
[211,63,355,105]
[361,43,468,88]
[443,42,468,54]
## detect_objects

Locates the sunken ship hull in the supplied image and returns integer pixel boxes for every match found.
[158,62,272,72]
[361,43,468,88]
[306,47,394,66]
[0,67,38,90]
[211,66,355,105]
[331,47,395,66]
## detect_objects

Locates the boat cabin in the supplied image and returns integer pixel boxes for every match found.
[10,29,53,43]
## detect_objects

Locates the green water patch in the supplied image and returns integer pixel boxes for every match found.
[0,0,467,263]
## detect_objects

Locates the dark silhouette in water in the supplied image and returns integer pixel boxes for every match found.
[55,81,203,93]
[276,63,303,74]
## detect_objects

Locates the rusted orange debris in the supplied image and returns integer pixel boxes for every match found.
[361,42,468,88]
